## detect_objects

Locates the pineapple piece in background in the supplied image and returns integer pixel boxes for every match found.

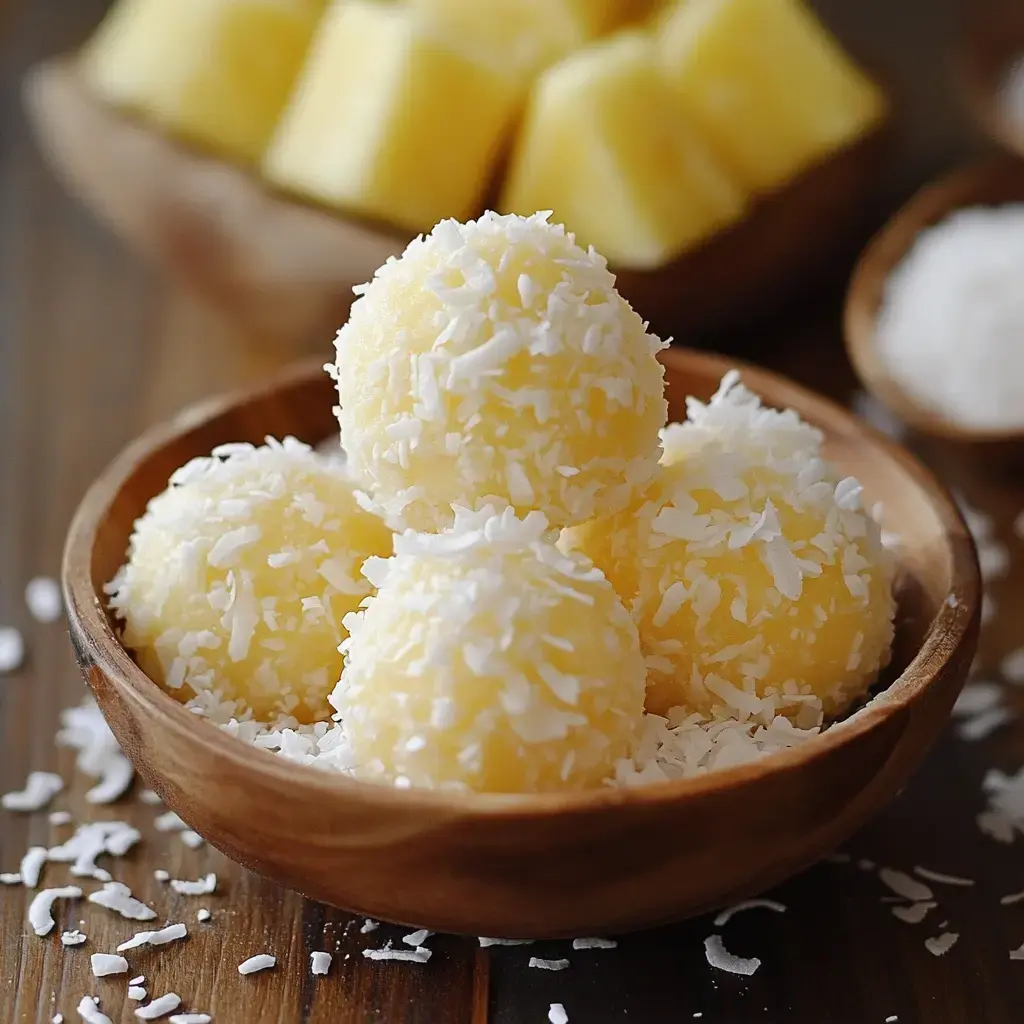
[263,1,521,235]
[656,0,885,192]
[81,0,321,165]
[411,0,648,80]
[500,32,744,270]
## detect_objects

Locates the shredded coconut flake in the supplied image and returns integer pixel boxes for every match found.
[703,934,760,976]
[3,771,63,811]
[913,866,975,887]
[924,932,959,957]
[134,994,181,1020]
[528,957,569,971]
[878,868,933,902]
[170,873,216,896]
[20,846,48,889]
[713,899,786,927]
[25,576,63,623]
[88,882,156,921]
[91,953,129,977]
[478,937,533,947]
[548,1005,569,1024]
[61,929,87,946]
[77,996,113,1024]
[363,942,432,963]
[0,625,25,674]
[238,954,276,975]
[117,923,187,951]
[311,951,332,975]
[571,937,617,950]
[28,885,82,935]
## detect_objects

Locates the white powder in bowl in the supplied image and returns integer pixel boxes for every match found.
[875,205,1024,430]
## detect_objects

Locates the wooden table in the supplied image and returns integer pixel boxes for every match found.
[2,2,1023,1022]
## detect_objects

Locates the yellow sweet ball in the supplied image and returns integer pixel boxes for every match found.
[108,437,393,724]
[330,211,668,533]
[565,372,895,720]
[332,506,647,793]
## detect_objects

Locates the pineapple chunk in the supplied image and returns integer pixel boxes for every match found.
[82,0,320,165]
[263,1,521,235]
[500,32,744,270]
[656,0,885,191]
[411,0,645,79]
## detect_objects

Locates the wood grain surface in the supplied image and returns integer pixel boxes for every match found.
[2,2,1023,1023]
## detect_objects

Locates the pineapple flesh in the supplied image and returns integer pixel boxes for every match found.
[263,1,521,235]
[656,0,885,192]
[82,0,321,165]
[411,0,648,80]
[500,31,744,270]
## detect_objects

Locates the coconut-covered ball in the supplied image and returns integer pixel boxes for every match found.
[565,372,895,720]
[108,437,393,724]
[331,211,668,533]
[333,506,646,793]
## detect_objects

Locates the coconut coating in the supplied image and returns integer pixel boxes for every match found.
[330,211,667,533]
[108,437,394,723]
[333,507,647,793]
[565,372,895,719]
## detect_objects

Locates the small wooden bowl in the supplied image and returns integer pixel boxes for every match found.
[844,158,1024,460]
[25,58,891,347]
[62,348,979,938]
[959,2,1024,160]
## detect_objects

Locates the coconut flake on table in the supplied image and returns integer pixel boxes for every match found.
[128,989,147,1002]
[1001,890,1024,906]
[713,899,786,927]
[57,702,134,805]
[91,953,128,977]
[25,576,63,623]
[891,902,936,925]
[170,873,216,896]
[77,996,113,1024]
[875,206,1024,430]
[20,846,48,889]
[49,810,72,826]
[952,682,1004,717]
[402,929,430,947]
[0,625,25,674]
[478,937,533,947]
[168,1016,211,1024]
[130,976,145,986]
[360,919,380,934]
[62,929,87,946]
[958,706,1015,741]
[117,923,188,952]
[529,957,569,971]
[310,951,332,976]
[548,1005,569,1024]
[134,993,181,1020]
[47,821,140,881]
[363,942,431,963]
[88,882,156,921]
[913,867,974,887]
[1010,943,1024,961]
[139,790,163,806]
[924,932,959,957]
[180,830,204,850]
[978,765,1024,843]
[878,868,934,902]
[238,954,276,975]
[196,909,211,923]
[572,937,617,950]
[28,885,82,936]
[703,934,760,976]
[2,771,63,811]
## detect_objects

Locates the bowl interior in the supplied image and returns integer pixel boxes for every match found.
[77,349,972,798]
[844,159,1024,441]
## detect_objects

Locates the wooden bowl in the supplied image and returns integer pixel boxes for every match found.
[25,57,891,347]
[62,348,979,938]
[844,159,1024,461]
[959,2,1024,160]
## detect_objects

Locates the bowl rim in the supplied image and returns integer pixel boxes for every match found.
[843,157,1024,443]
[62,347,980,818]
